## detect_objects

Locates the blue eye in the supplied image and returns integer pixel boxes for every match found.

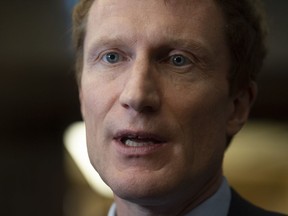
[170,55,191,66]
[102,52,121,64]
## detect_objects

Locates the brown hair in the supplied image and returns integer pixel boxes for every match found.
[72,0,94,84]
[215,0,267,94]
[72,0,267,94]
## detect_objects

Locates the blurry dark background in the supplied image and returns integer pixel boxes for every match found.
[0,0,287,215]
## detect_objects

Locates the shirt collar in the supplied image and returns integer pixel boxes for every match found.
[184,177,231,216]
[108,178,231,216]
[107,202,116,216]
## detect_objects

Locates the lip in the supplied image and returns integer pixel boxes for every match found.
[112,130,167,156]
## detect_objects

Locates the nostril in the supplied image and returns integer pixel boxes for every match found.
[121,103,130,109]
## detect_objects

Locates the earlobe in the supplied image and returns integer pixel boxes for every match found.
[226,82,258,136]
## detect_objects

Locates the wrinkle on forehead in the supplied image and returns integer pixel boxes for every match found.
[87,0,226,43]
[90,0,220,18]
[88,0,225,35]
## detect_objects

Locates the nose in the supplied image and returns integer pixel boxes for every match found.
[119,58,161,113]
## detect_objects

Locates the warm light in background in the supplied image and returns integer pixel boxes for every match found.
[64,122,113,198]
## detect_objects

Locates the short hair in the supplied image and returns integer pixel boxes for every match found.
[72,0,267,94]
[72,0,94,84]
[215,0,267,94]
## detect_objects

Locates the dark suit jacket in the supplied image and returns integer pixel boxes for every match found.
[228,189,286,216]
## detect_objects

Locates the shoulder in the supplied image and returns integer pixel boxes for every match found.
[228,189,286,216]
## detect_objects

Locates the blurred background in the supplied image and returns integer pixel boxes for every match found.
[0,0,287,215]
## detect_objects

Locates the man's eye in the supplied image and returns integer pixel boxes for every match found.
[169,55,192,66]
[102,52,123,64]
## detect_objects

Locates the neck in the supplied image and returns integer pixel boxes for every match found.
[114,175,223,216]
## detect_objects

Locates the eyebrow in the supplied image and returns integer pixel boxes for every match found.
[85,35,133,61]
[91,36,130,48]
[164,38,212,57]
[88,35,212,55]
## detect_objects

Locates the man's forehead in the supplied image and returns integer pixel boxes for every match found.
[86,0,224,41]
[89,0,218,18]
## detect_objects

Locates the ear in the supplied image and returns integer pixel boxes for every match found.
[226,81,258,136]
[79,87,85,120]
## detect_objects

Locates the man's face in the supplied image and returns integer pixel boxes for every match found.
[80,0,241,204]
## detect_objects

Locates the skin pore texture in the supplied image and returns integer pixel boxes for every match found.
[79,0,256,215]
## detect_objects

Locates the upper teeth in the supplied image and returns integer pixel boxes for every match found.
[124,139,154,147]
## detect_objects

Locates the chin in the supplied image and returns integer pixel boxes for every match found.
[106,170,191,205]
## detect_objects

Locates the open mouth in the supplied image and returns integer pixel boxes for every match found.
[115,132,165,147]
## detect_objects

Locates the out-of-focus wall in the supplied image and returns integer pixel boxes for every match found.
[0,1,81,215]
[224,121,288,214]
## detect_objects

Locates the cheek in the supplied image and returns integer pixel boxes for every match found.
[82,90,111,175]
[80,86,106,149]
[81,81,117,121]
[171,88,229,157]
[171,88,229,131]
[80,80,120,158]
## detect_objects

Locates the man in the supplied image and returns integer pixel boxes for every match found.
[72,0,286,215]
